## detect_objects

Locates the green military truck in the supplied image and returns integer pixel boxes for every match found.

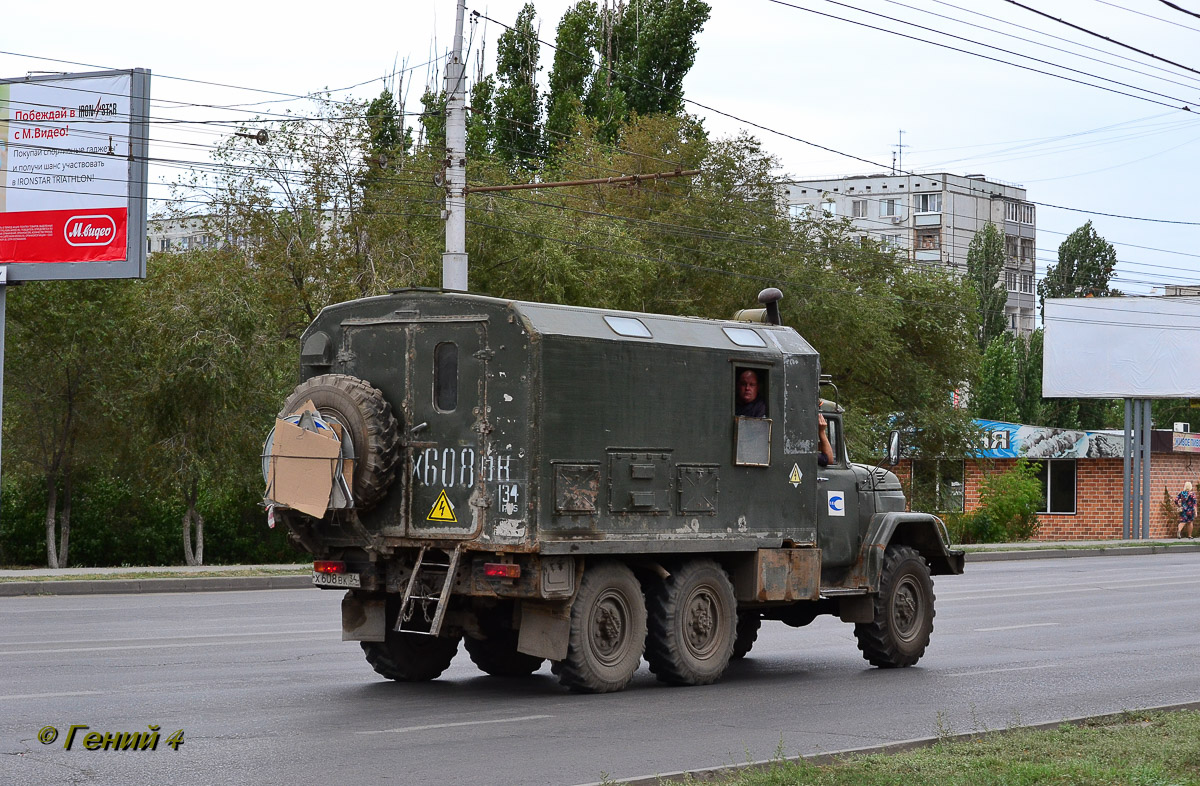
[263,288,963,693]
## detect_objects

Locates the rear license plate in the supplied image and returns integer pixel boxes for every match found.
[312,571,361,588]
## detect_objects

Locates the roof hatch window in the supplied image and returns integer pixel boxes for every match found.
[723,327,766,347]
[604,316,652,338]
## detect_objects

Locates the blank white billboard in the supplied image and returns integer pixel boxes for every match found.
[1043,296,1200,398]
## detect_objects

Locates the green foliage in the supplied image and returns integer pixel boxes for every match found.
[1038,220,1119,317]
[952,459,1042,544]
[972,334,1019,422]
[494,3,544,166]
[965,222,1006,352]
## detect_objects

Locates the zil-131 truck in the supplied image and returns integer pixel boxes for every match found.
[262,287,964,693]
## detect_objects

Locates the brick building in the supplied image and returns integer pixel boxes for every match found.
[897,421,1200,540]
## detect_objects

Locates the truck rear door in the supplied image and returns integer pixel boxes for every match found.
[405,317,490,537]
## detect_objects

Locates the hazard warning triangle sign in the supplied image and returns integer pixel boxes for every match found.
[427,489,457,523]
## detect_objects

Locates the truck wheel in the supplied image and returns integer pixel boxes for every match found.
[281,374,400,512]
[645,559,737,685]
[361,632,460,682]
[465,631,545,677]
[551,561,647,693]
[732,611,761,660]
[854,545,935,668]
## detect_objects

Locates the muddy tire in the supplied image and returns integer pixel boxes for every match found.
[645,559,737,686]
[854,545,935,668]
[732,611,761,660]
[551,561,647,693]
[361,631,460,682]
[465,631,545,677]
[281,374,400,512]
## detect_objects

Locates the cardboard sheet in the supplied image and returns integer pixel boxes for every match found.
[266,418,341,517]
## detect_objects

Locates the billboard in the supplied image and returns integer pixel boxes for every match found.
[0,69,149,280]
[1043,296,1200,398]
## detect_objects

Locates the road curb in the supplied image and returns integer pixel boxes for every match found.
[965,542,1200,562]
[0,574,312,597]
[3,544,1198,596]
[579,700,1200,786]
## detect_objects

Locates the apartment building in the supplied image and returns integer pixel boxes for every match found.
[785,172,1037,334]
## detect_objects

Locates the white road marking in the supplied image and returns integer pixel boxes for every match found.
[946,664,1057,676]
[358,714,553,735]
[0,690,104,700]
[0,629,340,656]
[974,622,1061,632]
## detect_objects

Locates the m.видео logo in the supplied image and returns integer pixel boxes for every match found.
[63,215,116,246]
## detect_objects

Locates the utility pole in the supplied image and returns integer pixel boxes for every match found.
[442,0,469,291]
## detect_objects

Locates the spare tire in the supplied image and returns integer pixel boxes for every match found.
[280,374,400,512]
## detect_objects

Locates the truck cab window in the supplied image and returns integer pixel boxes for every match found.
[735,368,767,418]
[435,342,458,412]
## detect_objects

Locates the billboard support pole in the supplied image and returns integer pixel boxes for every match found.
[1123,398,1131,540]
[1141,398,1152,539]
[0,267,6,500]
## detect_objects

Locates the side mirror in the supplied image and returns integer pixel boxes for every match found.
[887,430,901,466]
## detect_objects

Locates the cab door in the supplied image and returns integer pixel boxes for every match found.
[405,317,489,537]
[815,414,860,567]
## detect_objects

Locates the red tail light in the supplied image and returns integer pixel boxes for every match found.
[313,560,347,574]
[483,563,521,579]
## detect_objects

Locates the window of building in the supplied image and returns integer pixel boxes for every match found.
[821,200,836,217]
[880,198,899,217]
[881,234,899,250]
[916,230,940,250]
[1021,273,1034,293]
[1005,201,1020,222]
[789,203,812,219]
[1004,235,1018,259]
[1006,270,1018,291]
[1020,238,1034,263]
[916,192,941,213]
[159,239,171,252]
[851,199,867,218]
[1031,459,1076,513]
[911,459,965,512]
[1010,313,1017,330]
[1021,203,1035,224]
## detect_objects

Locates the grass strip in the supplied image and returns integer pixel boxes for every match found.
[656,710,1200,786]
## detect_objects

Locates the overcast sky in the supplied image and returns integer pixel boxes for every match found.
[3,0,1198,296]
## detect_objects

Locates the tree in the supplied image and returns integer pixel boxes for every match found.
[3,279,134,567]
[608,0,711,117]
[972,334,1020,422]
[965,222,1007,352]
[127,250,288,565]
[494,4,544,167]
[545,1,599,146]
[1038,220,1118,317]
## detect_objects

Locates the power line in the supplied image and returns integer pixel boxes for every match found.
[1002,0,1200,78]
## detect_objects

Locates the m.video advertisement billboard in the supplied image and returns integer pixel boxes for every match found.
[0,69,149,280]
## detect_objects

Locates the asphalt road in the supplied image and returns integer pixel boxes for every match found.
[2,552,1199,786]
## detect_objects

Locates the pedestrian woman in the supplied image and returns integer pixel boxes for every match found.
[1176,481,1196,538]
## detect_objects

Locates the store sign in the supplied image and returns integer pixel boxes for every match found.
[1173,432,1200,453]
[974,420,1126,460]
[0,69,149,280]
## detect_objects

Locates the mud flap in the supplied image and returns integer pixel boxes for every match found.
[342,593,386,641]
[517,600,570,661]
[838,595,874,623]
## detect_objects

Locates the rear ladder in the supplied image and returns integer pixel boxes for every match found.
[396,546,461,636]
